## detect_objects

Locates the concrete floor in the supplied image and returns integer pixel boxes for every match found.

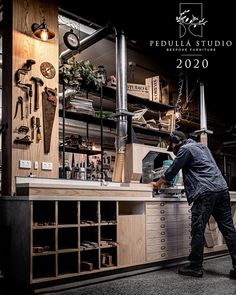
[0,255,235,295]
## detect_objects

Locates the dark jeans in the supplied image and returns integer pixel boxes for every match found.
[189,189,236,270]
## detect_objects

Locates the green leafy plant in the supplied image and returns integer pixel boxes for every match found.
[60,59,101,92]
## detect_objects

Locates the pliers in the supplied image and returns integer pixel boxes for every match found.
[14,96,24,120]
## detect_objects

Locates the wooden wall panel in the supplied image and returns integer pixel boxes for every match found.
[2,0,59,195]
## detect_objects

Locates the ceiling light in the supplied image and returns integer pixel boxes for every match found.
[31,19,55,41]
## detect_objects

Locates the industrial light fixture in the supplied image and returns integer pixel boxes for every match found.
[31,19,55,41]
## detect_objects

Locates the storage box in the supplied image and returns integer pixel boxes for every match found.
[127,83,150,99]
[145,76,169,104]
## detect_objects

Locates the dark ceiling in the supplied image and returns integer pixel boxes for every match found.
[58,0,235,127]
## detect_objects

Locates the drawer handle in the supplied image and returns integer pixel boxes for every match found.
[160,210,165,213]
[161,231,165,235]
[160,202,165,206]
[161,238,165,242]
[161,224,165,228]
[161,253,166,257]
[161,246,166,250]
[160,217,165,221]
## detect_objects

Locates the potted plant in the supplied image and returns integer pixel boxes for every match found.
[59,58,101,93]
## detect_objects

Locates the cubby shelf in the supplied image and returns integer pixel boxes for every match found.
[30,200,118,282]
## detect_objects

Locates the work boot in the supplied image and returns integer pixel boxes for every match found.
[230,269,236,279]
[178,264,203,278]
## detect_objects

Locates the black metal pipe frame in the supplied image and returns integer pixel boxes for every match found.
[60,23,128,180]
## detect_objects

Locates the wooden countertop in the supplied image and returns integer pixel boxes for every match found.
[1,177,235,202]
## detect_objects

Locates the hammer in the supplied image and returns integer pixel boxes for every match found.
[30,77,44,111]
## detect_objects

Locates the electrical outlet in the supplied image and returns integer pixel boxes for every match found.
[41,162,53,171]
[19,160,31,169]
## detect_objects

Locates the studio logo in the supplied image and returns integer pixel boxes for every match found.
[176,3,207,38]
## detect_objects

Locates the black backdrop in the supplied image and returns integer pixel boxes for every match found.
[59,0,235,125]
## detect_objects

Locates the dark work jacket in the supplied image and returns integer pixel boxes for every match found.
[163,139,228,204]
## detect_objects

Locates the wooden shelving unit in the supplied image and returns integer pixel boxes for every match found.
[30,200,118,282]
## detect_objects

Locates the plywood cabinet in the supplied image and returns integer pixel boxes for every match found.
[0,195,232,288]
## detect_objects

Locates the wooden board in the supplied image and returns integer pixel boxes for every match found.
[118,214,145,266]
[2,0,59,195]
[124,143,174,182]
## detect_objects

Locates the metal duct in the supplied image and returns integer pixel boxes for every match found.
[194,82,213,144]
[59,18,128,181]
[200,82,207,131]
[115,29,127,151]
[112,29,128,182]
[60,23,112,62]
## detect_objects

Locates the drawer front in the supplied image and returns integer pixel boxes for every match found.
[146,205,191,216]
[147,250,178,262]
[147,202,190,209]
[146,229,175,239]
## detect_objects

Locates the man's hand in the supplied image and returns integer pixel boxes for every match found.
[153,178,166,189]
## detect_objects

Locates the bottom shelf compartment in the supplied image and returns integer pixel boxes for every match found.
[33,254,56,279]
[80,249,99,272]
[58,252,79,275]
[101,247,117,268]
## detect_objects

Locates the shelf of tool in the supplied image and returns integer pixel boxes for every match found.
[59,110,171,138]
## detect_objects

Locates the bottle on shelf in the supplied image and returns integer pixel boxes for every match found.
[65,162,72,179]
[79,162,86,180]
[74,163,80,180]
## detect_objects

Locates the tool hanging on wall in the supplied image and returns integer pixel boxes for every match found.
[13,96,24,120]
[30,116,36,140]
[15,59,35,117]
[14,135,33,145]
[30,77,44,111]
[16,125,29,134]
[15,59,36,83]
[42,87,57,154]
[36,117,42,141]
